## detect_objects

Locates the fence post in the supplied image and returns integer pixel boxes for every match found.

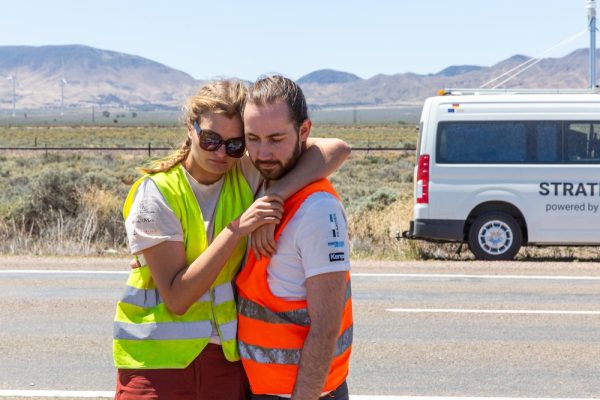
[148,142,151,157]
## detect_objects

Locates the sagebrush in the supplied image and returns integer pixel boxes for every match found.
[0,124,421,258]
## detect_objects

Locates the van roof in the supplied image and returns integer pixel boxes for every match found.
[438,88,600,96]
[427,92,600,106]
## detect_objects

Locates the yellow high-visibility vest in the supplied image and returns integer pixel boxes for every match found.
[113,163,252,369]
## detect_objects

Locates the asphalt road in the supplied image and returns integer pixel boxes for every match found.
[1,256,600,398]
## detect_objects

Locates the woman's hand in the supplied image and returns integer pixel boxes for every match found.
[236,194,284,237]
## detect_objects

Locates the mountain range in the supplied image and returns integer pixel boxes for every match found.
[0,44,598,110]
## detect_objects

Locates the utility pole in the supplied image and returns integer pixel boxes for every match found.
[587,0,597,88]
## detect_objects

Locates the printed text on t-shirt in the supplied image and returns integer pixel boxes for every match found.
[329,213,339,238]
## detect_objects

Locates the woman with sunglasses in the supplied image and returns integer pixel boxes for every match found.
[113,79,350,400]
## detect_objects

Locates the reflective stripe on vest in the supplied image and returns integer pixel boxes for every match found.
[114,320,212,340]
[121,280,235,309]
[237,280,351,327]
[113,163,252,369]
[236,179,353,395]
[238,324,353,365]
[114,318,237,342]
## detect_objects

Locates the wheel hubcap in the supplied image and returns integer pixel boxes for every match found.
[478,220,513,255]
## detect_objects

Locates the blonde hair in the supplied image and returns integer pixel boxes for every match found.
[140,79,247,174]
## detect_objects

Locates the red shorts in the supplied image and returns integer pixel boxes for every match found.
[115,344,249,400]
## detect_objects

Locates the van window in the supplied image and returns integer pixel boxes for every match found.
[533,122,560,163]
[437,121,527,163]
[437,121,563,164]
[565,122,600,163]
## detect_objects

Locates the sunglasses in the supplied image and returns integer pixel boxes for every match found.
[193,121,245,158]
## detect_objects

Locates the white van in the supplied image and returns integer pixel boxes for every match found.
[404,88,600,260]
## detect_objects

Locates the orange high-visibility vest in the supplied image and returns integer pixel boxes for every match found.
[236,179,353,395]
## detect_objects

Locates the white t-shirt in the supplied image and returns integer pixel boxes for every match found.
[125,156,262,254]
[266,191,351,300]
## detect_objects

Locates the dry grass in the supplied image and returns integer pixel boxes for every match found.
[0,123,416,149]
[1,124,599,261]
[0,184,125,256]
[348,193,413,259]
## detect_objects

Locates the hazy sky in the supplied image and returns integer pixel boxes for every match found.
[2,0,594,81]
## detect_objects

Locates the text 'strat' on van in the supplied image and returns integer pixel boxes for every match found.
[403,88,600,260]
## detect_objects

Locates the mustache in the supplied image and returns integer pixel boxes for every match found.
[255,160,280,166]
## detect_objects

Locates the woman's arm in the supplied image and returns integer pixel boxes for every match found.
[250,137,350,258]
[267,137,350,199]
[142,195,283,315]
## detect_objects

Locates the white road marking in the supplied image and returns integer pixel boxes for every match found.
[0,390,114,398]
[0,392,597,400]
[352,273,600,281]
[387,308,600,315]
[2,270,600,281]
[0,269,128,275]
[352,398,600,400]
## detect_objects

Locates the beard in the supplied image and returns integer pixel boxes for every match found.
[253,134,302,180]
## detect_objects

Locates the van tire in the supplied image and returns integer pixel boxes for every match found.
[468,212,522,260]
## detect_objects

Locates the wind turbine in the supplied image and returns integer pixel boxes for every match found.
[59,58,68,117]
[59,77,67,117]
[6,74,16,118]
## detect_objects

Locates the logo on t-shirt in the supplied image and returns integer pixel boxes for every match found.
[329,213,340,238]
[134,200,157,224]
[329,252,345,262]
[328,241,345,248]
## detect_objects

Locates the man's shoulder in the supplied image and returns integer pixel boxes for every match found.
[296,191,343,218]
[291,191,346,237]
[293,190,350,276]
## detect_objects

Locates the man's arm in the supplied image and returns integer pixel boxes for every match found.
[142,195,283,315]
[291,271,347,400]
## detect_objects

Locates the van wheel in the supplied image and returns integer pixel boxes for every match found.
[468,212,522,261]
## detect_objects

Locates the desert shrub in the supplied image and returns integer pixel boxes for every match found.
[360,188,398,211]
[82,170,117,189]
[400,170,413,183]
[30,168,82,217]
[0,152,134,255]
[7,168,80,233]
[42,153,65,163]
[348,198,408,259]
[2,125,598,260]
[77,186,125,251]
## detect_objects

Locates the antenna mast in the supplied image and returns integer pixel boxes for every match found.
[588,0,597,88]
